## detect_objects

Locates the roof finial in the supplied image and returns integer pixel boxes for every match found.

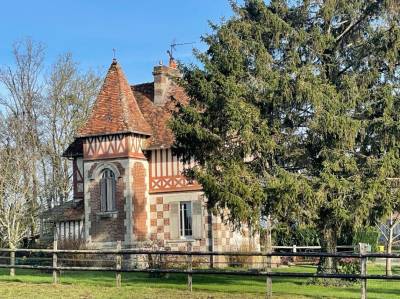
[112,48,117,63]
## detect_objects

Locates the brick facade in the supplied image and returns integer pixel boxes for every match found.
[132,162,148,240]
[87,163,126,243]
[148,192,258,253]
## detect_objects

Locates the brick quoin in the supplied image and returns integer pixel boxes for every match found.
[133,162,147,240]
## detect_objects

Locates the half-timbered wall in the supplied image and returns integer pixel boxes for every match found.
[73,157,84,199]
[57,220,84,241]
[83,134,147,160]
[149,149,201,193]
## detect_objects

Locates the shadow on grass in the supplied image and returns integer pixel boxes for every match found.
[0,270,305,288]
[0,276,52,285]
[366,287,400,297]
[56,272,269,294]
[4,268,399,298]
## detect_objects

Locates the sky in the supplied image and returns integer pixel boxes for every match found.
[0,0,235,84]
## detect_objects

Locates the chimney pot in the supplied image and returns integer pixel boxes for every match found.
[153,63,180,106]
[169,58,177,69]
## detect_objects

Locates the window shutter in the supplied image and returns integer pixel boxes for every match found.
[111,178,116,211]
[192,201,203,239]
[100,178,106,212]
[106,177,115,211]
[169,202,180,240]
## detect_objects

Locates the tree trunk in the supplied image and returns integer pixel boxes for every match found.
[265,216,273,299]
[386,226,393,276]
[30,170,39,237]
[265,217,273,252]
[318,227,337,274]
[9,245,15,277]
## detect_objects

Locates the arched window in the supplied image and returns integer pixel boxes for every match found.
[100,169,116,212]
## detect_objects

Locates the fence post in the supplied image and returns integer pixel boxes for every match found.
[10,247,15,277]
[187,242,193,292]
[53,235,58,284]
[116,241,122,288]
[292,244,297,263]
[359,243,367,299]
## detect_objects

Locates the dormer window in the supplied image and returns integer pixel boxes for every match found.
[100,169,116,212]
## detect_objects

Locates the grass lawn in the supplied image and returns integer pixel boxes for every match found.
[0,264,399,298]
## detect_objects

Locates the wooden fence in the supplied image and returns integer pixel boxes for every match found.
[0,243,399,299]
[271,245,355,251]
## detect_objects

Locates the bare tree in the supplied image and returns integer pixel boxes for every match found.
[0,118,35,275]
[0,39,44,239]
[40,53,101,208]
[0,38,101,245]
[377,212,400,276]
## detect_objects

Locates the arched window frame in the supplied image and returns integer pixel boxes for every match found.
[100,168,116,212]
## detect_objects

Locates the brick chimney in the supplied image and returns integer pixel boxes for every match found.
[152,58,180,106]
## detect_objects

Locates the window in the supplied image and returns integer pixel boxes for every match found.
[180,201,193,237]
[170,200,202,240]
[100,169,116,212]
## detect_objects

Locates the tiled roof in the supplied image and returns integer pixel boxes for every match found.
[63,138,83,158]
[42,200,84,222]
[77,60,152,137]
[132,83,188,149]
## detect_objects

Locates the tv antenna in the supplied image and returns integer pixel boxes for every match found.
[167,40,196,61]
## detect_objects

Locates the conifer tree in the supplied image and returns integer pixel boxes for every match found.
[171,0,400,274]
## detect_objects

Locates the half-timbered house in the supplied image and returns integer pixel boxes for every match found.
[44,58,259,254]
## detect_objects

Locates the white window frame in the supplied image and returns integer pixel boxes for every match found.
[179,201,193,238]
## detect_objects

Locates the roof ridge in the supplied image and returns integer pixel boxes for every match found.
[132,81,153,86]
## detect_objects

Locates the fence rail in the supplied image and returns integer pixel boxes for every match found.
[0,243,398,299]
[1,248,398,258]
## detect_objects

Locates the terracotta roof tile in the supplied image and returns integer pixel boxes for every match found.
[77,60,152,137]
[42,200,84,221]
[132,83,188,149]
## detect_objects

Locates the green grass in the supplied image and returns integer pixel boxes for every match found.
[0,264,399,298]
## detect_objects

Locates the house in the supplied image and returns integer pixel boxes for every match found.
[43,58,259,254]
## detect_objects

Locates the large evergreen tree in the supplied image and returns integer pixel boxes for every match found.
[171,0,400,273]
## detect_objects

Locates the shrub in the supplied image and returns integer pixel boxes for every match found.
[140,240,173,277]
[338,257,360,282]
[228,243,256,268]
[57,239,114,268]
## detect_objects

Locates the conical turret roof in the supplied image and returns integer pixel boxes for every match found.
[77,60,152,137]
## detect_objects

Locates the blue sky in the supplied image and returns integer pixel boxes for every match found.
[0,0,234,84]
